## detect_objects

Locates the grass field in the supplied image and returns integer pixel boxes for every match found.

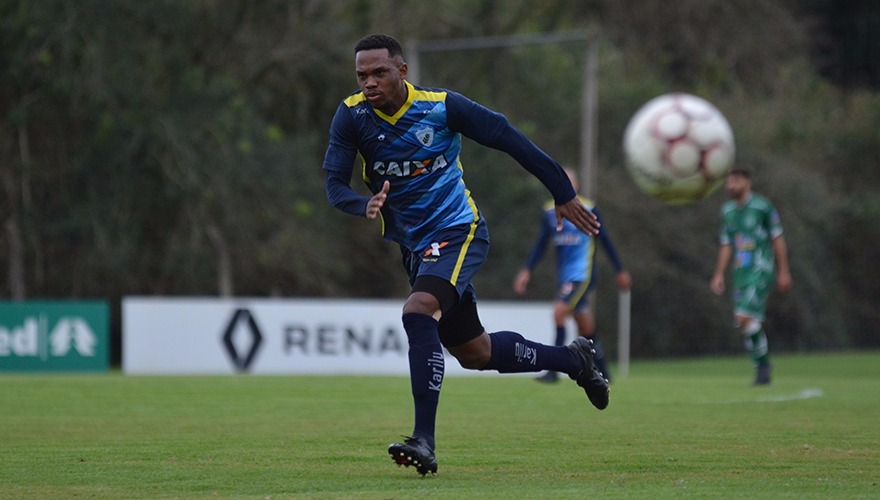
[2,351,878,499]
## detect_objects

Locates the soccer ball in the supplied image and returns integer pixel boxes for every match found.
[623,93,735,204]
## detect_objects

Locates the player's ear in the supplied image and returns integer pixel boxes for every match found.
[398,62,408,78]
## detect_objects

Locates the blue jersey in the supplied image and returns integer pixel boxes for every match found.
[323,81,576,253]
[524,197,624,286]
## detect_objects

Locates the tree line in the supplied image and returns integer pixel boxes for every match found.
[2,0,878,364]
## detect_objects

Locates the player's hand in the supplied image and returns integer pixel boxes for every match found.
[709,274,725,295]
[513,269,531,295]
[616,271,632,291]
[366,181,390,220]
[555,197,600,235]
[776,270,792,293]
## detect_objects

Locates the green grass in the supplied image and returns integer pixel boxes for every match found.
[1,352,878,499]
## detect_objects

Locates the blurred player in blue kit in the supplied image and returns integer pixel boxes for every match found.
[322,34,609,476]
[514,168,631,383]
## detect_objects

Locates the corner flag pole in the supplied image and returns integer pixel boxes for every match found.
[617,289,631,378]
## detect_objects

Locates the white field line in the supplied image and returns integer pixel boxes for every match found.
[699,388,824,405]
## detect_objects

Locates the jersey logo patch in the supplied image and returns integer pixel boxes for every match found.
[424,241,449,257]
[415,126,435,147]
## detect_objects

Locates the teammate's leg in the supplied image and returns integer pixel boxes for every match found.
[558,282,611,382]
[536,301,570,382]
[573,308,611,382]
[551,301,569,347]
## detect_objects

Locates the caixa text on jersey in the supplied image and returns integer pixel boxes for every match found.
[371,154,449,177]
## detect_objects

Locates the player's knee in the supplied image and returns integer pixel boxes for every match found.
[447,334,491,370]
[739,318,762,336]
[402,291,440,317]
[454,350,490,370]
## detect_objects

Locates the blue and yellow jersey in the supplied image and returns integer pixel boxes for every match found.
[323,81,575,253]
[524,197,624,286]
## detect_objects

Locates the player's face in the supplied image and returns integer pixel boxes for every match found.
[725,173,750,200]
[355,48,407,115]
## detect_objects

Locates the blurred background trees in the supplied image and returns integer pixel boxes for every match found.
[2,0,878,364]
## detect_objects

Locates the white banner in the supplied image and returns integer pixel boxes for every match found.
[122,297,556,375]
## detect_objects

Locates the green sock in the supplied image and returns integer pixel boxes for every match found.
[748,331,770,367]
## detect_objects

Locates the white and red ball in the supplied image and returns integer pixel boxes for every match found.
[623,93,735,204]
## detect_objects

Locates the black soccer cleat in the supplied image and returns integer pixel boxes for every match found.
[567,337,610,410]
[753,363,772,386]
[388,436,437,476]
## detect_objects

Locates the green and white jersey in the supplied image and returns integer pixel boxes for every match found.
[718,193,783,287]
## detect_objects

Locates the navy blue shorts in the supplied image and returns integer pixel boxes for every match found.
[402,220,489,347]
[403,220,489,298]
[557,279,595,312]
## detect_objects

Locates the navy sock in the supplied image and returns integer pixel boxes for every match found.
[554,326,566,347]
[484,330,578,375]
[402,313,443,450]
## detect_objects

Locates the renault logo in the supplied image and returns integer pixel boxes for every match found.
[221,308,263,372]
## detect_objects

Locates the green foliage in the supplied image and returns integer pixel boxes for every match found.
[1,352,879,497]
[1,0,878,361]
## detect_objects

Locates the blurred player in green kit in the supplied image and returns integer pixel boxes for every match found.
[710,166,792,385]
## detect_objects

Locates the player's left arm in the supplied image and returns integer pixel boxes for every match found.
[593,206,632,290]
[772,235,792,293]
[445,91,599,235]
[523,214,554,270]
[768,205,791,293]
[514,213,554,295]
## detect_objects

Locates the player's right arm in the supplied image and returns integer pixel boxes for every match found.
[323,101,374,217]
[711,210,734,295]
[710,243,732,295]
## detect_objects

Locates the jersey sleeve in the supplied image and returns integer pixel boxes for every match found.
[718,205,732,245]
[523,211,554,270]
[325,170,369,217]
[322,101,369,217]
[767,204,784,239]
[322,101,359,173]
[593,206,625,272]
[444,91,577,204]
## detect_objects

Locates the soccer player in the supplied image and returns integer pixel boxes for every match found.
[322,34,609,476]
[513,168,631,383]
[710,166,792,385]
